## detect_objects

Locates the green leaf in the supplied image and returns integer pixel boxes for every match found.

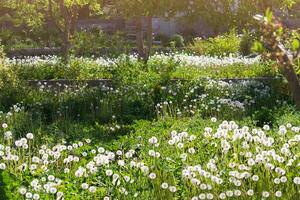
[277,27,284,36]
[292,39,300,51]
[265,8,273,23]
[252,41,264,53]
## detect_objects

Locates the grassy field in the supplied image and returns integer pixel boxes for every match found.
[0,54,300,199]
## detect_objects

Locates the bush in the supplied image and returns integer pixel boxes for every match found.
[0,42,26,109]
[154,33,170,47]
[0,66,25,110]
[0,30,43,51]
[188,31,241,57]
[0,25,61,51]
[0,42,5,67]
[0,29,14,47]
[169,34,185,48]
[71,29,130,56]
[239,31,255,56]
[71,29,105,56]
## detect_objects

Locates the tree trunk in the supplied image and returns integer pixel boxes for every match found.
[61,33,71,62]
[281,62,300,109]
[58,0,78,62]
[62,14,77,62]
[145,16,153,60]
[135,17,145,59]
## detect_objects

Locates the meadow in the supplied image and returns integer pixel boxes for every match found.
[0,52,300,199]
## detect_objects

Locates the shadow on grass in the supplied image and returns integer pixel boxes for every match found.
[0,172,8,200]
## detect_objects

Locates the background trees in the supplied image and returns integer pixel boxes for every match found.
[180,0,298,35]
[254,1,300,109]
[46,0,101,60]
[1,0,102,60]
[111,0,183,60]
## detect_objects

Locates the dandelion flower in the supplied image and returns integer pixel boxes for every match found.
[169,186,177,193]
[149,173,156,180]
[81,183,89,190]
[161,182,168,189]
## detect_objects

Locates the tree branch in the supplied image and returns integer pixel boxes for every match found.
[48,0,64,34]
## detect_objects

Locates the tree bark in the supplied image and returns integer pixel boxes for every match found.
[135,17,145,59]
[61,32,71,61]
[281,59,300,109]
[145,16,153,60]
[48,0,78,62]
[59,0,78,62]
[62,9,77,62]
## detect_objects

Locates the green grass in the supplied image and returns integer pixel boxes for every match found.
[1,52,300,199]
[4,55,274,81]
[172,63,276,80]
[1,113,300,199]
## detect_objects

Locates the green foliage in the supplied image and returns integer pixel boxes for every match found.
[8,57,112,81]
[5,53,271,81]
[0,53,290,128]
[172,62,276,80]
[182,0,298,34]
[2,0,102,60]
[0,65,25,110]
[295,58,300,75]
[292,39,300,51]
[188,31,241,57]
[251,41,265,54]
[154,33,170,47]
[71,30,130,56]
[169,34,185,48]
[1,2,300,198]
[254,10,300,109]
[0,43,5,66]
[0,44,25,108]
[0,29,14,47]
[239,31,255,56]
[272,104,300,126]
[112,0,181,18]
[286,30,300,51]
[0,106,300,198]
[0,44,299,200]
[0,27,61,51]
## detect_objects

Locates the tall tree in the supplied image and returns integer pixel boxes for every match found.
[47,0,101,60]
[254,10,300,109]
[2,0,102,61]
[180,0,238,34]
[182,0,296,34]
[112,0,182,60]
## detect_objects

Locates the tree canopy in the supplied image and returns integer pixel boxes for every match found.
[1,0,102,60]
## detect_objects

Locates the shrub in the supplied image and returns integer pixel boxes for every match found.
[169,34,185,48]
[0,64,25,110]
[108,31,131,56]
[154,33,170,47]
[239,31,255,56]
[0,43,26,109]
[71,29,104,56]
[188,31,241,57]
[0,42,5,67]
[0,29,14,48]
[71,29,130,56]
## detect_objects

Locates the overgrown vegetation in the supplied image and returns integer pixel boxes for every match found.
[1,1,300,199]
[187,31,241,57]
